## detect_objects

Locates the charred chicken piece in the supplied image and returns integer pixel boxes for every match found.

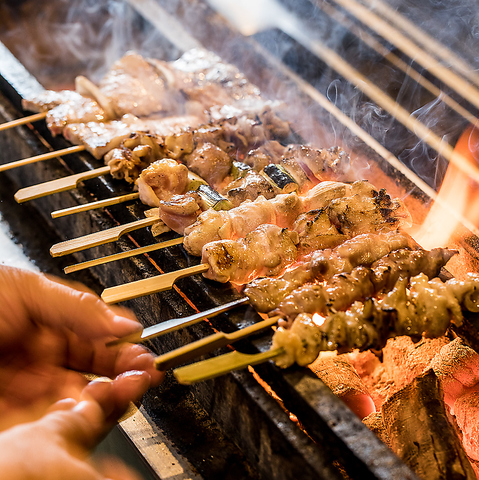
[244,231,416,313]
[271,247,457,321]
[183,142,233,186]
[183,181,349,257]
[244,141,288,171]
[201,224,299,284]
[272,272,479,368]
[326,180,412,236]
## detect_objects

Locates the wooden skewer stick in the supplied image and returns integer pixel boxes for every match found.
[173,347,284,384]
[107,297,250,346]
[155,315,281,371]
[0,111,47,132]
[52,192,140,218]
[64,237,184,274]
[0,145,85,173]
[50,215,161,257]
[102,263,209,305]
[14,165,110,203]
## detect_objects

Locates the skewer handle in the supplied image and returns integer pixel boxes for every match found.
[0,111,47,132]
[0,145,85,173]
[14,165,110,203]
[107,297,250,346]
[173,347,284,384]
[101,263,209,305]
[51,192,140,218]
[64,237,184,273]
[155,316,280,371]
[50,216,159,257]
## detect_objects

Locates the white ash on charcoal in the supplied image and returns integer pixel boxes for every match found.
[381,370,476,480]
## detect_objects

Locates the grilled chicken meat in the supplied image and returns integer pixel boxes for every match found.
[64,113,202,159]
[272,272,479,368]
[22,49,262,127]
[137,159,190,207]
[244,231,416,313]
[183,181,349,256]
[103,106,291,182]
[201,224,299,284]
[271,247,457,321]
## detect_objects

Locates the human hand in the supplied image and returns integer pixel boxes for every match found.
[0,373,149,480]
[0,266,164,429]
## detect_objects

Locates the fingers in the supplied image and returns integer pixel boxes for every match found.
[0,266,142,341]
[80,371,151,423]
[45,372,152,449]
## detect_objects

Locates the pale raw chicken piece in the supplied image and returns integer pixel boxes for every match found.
[201,224,298,284]
[170,48,261,109]
[137,159,189,207]
[22,90,108,136]
[22,90,84,113]
[97,52,181,117]
[63,113,202,159]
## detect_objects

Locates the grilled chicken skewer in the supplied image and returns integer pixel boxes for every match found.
[59,176,402,275]
[109,241,455,371]
[107,297,250,346]
[100,182,412,304]
[52,150,353,260]
[172,272,479,384]
[56,175,349,261]
[13,107,291,203]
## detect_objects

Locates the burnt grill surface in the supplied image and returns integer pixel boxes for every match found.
[2,0,479,478]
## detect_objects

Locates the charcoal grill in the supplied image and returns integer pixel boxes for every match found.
[1,1,479,479]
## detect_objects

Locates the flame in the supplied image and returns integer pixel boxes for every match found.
[414,125,479,249]
[312,312,326,327]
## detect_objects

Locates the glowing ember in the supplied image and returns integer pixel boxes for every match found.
[312,312,326,327]
[414,125,479,249]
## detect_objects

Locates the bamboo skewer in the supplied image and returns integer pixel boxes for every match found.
[15,165,110,203]
[50,215,161,257]
[107,297,250,346]
[51,192,140,218]
[0,145,85,173]
[361,0,479,89]
[64,237,183,274]
[101,263,209,305]
[173,348,284,385]
[0,111,47,132]
[155,315,281,371]
[329,0,479,111]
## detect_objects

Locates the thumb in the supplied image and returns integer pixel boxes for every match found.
[40,399,107,455]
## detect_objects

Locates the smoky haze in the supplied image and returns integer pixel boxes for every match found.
[1,0,478,191]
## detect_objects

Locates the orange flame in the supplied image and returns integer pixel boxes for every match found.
[414,125,479,249]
